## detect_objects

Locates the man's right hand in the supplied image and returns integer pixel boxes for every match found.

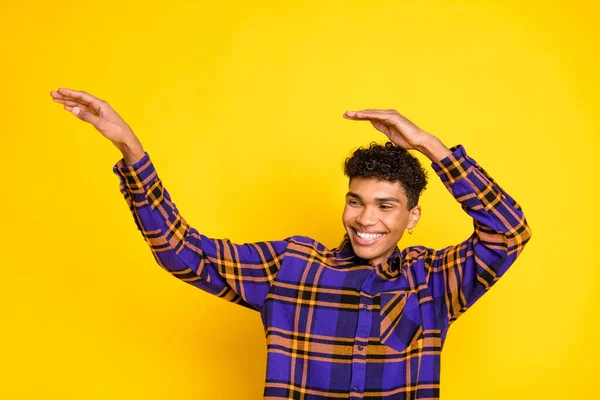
[50,88,145,165]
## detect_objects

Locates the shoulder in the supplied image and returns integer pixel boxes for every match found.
[401,244,436,265]
[281,235,346,265]
[284,235,330,253]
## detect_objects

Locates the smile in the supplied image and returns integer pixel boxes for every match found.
[352,228,386,245]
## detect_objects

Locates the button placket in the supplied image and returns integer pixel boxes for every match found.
[348,269,375,398]
[350,293,371,397]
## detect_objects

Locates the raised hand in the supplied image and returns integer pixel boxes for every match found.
[50,88,137,146]
[343,109,431,150]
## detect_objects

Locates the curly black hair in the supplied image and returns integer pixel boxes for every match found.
[343,141,428,210]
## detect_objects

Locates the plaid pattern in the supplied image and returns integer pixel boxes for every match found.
[113,144,531,399]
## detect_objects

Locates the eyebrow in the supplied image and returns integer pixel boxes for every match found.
[346,191,401,204]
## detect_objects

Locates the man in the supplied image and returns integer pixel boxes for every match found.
[50,88,532,399]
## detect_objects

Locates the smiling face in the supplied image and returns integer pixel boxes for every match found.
[342,177,421,266]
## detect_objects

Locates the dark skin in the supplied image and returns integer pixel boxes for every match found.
[50,89,452,265]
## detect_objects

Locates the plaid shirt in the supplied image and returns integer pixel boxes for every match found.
[113,144,531,400]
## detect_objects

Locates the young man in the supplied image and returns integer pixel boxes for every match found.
[50,88,532,400]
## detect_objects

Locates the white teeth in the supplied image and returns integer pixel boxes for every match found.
[356,231,384,240]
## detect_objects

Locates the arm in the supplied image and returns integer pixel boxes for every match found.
[343,109,532,327]
[49,88,290,312]
[112,150,290,312]
[422,138,532,327]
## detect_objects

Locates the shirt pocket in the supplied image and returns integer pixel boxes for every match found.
[379,290,424,352]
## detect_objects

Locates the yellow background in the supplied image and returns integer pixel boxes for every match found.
[1,0,598,399]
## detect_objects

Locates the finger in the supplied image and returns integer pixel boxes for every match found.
[344,111,370,120]
[345,110,367,118]
[56,88,94,104]
[56,88,104,114]
[66,105,102,126]
[345,110,391,120]
[57,88,99,103]
[51,91,77,103]
[53,97,91,109]
[371,120,389,131]
[51,91,91,109]
[353,109,395,116]
[54,88,107,104]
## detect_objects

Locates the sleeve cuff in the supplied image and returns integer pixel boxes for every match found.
[112,152,158,192]
[430,144,476,186]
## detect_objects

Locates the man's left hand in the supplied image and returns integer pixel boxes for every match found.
[343,109,433,150]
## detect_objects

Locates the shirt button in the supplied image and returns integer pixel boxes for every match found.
[362,304,368,310]
[353,385,358,391]
[358,345,364,350]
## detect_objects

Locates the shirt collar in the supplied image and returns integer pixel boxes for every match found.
[333,233,403,279]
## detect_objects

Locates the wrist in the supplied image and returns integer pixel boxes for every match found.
[415,134,452,163]
[114,137,145,166]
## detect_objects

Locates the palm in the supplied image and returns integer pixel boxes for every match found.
[369,120,411,149]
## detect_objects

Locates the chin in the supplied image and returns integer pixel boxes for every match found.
[356,249,382,260]
[350,241,383,258]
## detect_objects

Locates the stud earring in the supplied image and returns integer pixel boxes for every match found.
[408,228,414,234]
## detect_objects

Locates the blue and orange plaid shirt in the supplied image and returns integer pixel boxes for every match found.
[113,144,531,400]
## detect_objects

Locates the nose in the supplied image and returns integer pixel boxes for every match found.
[356,206,378,228]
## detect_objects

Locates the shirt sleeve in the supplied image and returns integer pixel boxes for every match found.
[112,152,290,312]
[427,144,532,327]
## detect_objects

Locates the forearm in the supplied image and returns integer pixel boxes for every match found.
[432,143,531,246]
[112,152,290,311]
[427,144,532,325]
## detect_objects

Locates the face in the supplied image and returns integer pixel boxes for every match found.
[342,177,421,266]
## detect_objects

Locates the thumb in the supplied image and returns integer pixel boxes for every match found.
[72,106,101,127]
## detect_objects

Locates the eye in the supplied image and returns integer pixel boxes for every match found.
[348,200,362,206]
[379,205,393,210]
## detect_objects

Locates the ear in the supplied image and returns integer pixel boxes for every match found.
[407,205,421,229]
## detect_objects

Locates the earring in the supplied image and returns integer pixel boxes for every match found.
[408,228,413,234]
